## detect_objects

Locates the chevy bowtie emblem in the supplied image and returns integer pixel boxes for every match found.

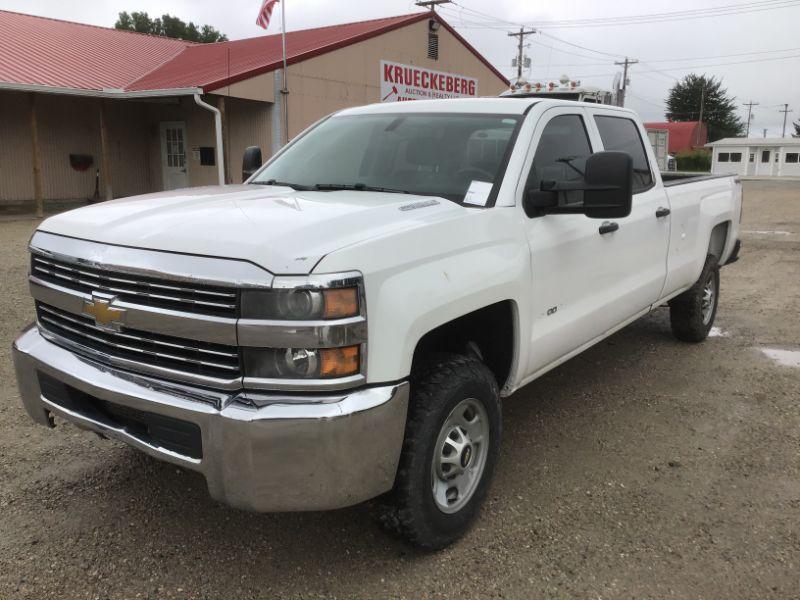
[82,293,126,331]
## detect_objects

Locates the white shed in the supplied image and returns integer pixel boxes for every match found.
[706,137,800,177]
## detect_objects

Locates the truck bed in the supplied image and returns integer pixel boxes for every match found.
[661,172,735,187]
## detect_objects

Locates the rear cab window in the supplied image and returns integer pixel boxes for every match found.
[593,115,655,193]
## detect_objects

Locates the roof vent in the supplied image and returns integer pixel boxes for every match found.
[427,32,439,60]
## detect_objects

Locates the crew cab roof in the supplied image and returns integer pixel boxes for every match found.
[336,97,637,117]
[338,97,538,116]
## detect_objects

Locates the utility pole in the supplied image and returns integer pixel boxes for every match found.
[778,103,793,138]
[696,82,705,146]
[698,83,705,124]
[508,27,536,81]
[613,57,638,107]
[415,0,451,10]
[743,100,759,137]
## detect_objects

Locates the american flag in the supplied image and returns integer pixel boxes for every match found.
[256,0,280,29]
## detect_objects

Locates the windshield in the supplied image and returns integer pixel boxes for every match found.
[251,113,523,204]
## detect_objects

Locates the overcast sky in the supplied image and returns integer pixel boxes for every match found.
[5,0,800,136]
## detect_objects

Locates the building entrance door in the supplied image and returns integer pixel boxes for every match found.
[159,121,188,190]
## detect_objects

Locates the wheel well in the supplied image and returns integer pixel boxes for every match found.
[412,301,515,389]
[708,221,730,260]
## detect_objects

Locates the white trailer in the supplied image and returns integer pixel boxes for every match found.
[647,128,670,172]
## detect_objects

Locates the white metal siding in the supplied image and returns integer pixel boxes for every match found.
[711,146,747,176]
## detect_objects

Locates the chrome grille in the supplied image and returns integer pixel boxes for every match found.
[31,254,239,318]
[36,302,241,382]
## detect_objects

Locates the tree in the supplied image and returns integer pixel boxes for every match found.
[665,74,744,141]
[793,120,800,138]
[114,11,227,43]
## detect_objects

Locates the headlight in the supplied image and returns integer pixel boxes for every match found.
[241,287,359,320]
[240,272,365,387]
[243,345,360,379]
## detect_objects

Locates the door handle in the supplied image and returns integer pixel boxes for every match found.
[598,221,619,235]
[655,207,671,218]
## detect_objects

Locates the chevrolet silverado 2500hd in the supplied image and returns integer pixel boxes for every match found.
[13,98,742,549]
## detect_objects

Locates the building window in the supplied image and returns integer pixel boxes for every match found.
[718,152,729,162]
[427,32,439,60]
[730,152,742,162]
[749,153,755,162]
[786,153,799,163]
[775,152,780,162]
[761,150,770,163]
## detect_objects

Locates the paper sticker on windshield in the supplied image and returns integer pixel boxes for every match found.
[463,180,493,206]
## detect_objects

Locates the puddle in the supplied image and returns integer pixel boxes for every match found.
[742,230,793,236]
[759,348,800,368]
[709,327,730,338]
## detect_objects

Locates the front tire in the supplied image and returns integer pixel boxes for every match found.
[379,354,501,549]
[669,254,720,342]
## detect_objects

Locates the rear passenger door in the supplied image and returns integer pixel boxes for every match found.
[588,109,671,308]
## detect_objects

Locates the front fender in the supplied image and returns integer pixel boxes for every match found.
[314,208,531,384]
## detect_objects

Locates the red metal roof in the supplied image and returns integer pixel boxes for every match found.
[644,121,708,153]
[0,10,190,91]
[0,10,507,95]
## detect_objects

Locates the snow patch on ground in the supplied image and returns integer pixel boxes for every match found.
[742,230,793,236]
[759,348,800,368]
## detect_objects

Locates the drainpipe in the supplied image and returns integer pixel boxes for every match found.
[193,93,225,186]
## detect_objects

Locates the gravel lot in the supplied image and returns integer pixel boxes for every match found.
[1,180,799,599]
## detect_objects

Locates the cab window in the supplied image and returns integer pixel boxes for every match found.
[594,116,654,193]
[525,114,592,206]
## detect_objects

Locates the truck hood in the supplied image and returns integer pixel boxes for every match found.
[38,185,464,274]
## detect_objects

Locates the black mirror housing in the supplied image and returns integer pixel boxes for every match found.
[583,151,633,219]
[242,146,263,182]
[522,151,633,219]
[523,189,557,218]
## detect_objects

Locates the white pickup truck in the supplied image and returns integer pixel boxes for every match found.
[13,98,741,549]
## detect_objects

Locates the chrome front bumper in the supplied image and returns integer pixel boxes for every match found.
[13,326,409,512]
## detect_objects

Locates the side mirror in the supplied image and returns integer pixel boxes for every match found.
[583,151,633,219]
[522,151,633,219]
[242,146,263,182]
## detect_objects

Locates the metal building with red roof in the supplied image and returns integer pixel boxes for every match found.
[0,10,508,212]
[643,121,708,154]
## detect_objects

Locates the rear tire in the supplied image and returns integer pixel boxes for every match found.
[669,254,720,343]
[378,354,501,549]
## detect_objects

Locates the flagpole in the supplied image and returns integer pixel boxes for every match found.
[280,0,289,145]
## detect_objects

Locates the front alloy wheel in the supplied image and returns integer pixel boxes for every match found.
[431,398,490,514]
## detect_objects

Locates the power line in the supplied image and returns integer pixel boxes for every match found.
[523,0,800,29]
[538,31,625,58]
[625,92,667,109]
[637,52,800,76]
[525,45,800,68]
[642,45,800,63]
[447,0,800,29]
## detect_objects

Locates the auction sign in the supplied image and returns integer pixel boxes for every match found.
[380,60,478,102]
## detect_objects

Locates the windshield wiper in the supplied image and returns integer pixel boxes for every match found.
[312,183,412,194]
[251,179,315,191]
